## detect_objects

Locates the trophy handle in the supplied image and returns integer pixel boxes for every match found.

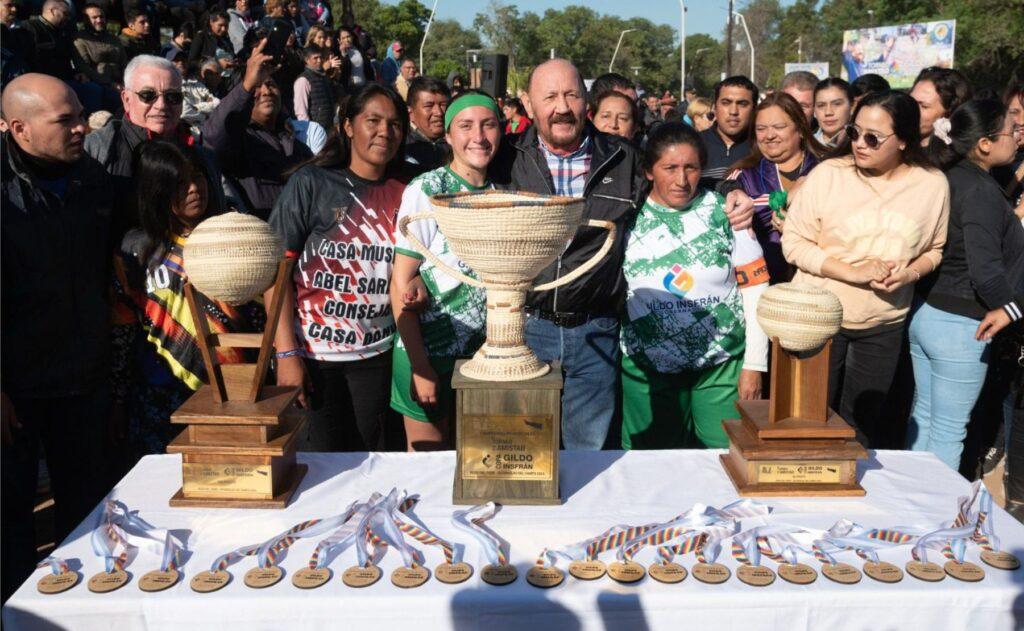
[397,214,487,288]
[532,219,617,292]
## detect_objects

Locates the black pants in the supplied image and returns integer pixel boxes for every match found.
[301,351,391,452]
[828,322,905,448]
[1,388,108,603]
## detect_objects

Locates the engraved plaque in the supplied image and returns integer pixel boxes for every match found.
[461,414,554,481]
[756,462,843,484]
[182,463,274,498]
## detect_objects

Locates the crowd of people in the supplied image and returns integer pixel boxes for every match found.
[2,0,1024,603]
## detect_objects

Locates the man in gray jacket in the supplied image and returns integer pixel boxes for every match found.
[227,0,254,54]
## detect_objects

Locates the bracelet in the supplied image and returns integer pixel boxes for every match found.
[274,349,303,360]
[910,268,921,283]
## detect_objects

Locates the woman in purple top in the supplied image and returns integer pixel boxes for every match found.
[727,92,827,283]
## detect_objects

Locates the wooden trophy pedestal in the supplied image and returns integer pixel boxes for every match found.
[721,339,867,497]
[167,259,307,509]
[452,361,562,505]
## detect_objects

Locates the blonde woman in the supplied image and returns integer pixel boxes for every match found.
[687,97,714,132]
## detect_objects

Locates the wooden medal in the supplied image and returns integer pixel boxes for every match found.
[342,565,381,588]
[863,561,903,583]
[391,566,430,588]
[906,561,945,582]
[292,568,331,589]
[691,562,731,584]
[737,565,775,587]
[435,562,473,585]
[88,569,129,593]
[821,563,862,585]
[648,562,687,584]
[567,560,607,581]
[481,564,518,586]
[607,561,646,584]
[944,560,985,582]
[139,569,180,592]
[526,566,565,589]
[980,550,1021,571]
[244,566,284,589]
[191,570,231,593]
[37,571,79,595]
[778,563,817,585]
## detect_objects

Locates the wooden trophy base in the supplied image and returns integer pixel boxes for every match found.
[721,400,867,497]
[452,360,562,505]
[168,385,308,509]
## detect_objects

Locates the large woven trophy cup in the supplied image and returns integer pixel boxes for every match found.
[166,212,307,509]
[398,191,616,505]
[721,283,868,497]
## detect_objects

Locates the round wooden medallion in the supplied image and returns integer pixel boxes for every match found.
[778,563,817,585]
[37,571,79,595]
[607,561,646,584]
[691,562,731,584]
[906,561,945,582]
[481,564,518,586]
[391,566,430,589]
[139,569,180,592]
[863,561,903,583]
[737,565,775,587]
[526,566,565,589]
[190,570,231,593]
[244,566,284,589]
[980,550,1021,571]
[292,568,331,589]
[568,560,607,581]
[435,562,473,585]
[648,562,687,584]
[88,569,129,593]
[342,565,381,588]
[944,560,985,582]
[821,563,862,585]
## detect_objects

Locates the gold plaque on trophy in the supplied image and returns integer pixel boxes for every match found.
[461,414,554,481]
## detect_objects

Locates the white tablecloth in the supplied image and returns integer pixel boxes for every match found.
[4,450,1024,631]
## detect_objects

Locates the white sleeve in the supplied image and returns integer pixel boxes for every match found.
[733,228,769,373]
[393,180,436,261]
[305,121,327,154]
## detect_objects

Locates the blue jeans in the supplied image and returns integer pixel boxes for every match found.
[907,301,990,470]
[525,315,620,450]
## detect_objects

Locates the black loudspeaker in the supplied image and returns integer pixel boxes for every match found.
[479,54,509,98]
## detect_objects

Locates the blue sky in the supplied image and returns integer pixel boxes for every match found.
[413,0,737,39]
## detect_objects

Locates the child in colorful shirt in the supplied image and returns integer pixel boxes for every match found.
[620,122,769,450]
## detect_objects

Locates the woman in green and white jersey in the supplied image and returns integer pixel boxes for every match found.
[390,92,502,450]
[620,122,770,450]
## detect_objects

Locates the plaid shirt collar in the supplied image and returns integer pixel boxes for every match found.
[538,132,592,198]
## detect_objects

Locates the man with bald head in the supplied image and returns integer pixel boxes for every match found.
[497,58,755,450]
[1,74,113,602]
[85,54,225,237]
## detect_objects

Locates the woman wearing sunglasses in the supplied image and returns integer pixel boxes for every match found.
[782,90,950,447]
[908,99,1024,470]
[727,92,827,283]
[685,97,715,132]
[266,84,409,452]
[110,140,265,460]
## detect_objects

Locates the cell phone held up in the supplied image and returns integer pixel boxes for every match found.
[263,20,294,65]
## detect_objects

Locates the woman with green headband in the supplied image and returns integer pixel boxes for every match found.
[390,91,502,450]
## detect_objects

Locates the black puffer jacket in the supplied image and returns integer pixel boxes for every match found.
[496,124,644,316]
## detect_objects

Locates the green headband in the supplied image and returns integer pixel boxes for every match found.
[444,94,500,131]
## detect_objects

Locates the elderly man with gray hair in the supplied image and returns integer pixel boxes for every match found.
[781,70,819,124]
[85,54,225,238]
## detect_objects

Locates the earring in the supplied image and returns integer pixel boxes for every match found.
[899,145,905,151]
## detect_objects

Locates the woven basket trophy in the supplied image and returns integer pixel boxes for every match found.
[398,190,616,382]
[756,282,843,352]
[182,212,284,306]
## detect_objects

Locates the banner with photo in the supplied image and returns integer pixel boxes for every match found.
[841,20,956,88]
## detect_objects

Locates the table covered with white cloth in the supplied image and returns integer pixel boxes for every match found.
[4,450,1024,631]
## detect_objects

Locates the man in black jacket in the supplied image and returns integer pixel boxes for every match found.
[1,74,112,603]
[498,59,755,450]
[404,76,449,176]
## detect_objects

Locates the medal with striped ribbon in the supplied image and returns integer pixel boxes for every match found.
[36,556,79,594]
[88,501,134,593]
[452,503,516,586]
[293,496,380,589]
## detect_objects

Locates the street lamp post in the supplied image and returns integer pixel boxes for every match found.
[732,11,755,83]
[609,29,637,72]
[419,0,439,73]
[678,0,686,97]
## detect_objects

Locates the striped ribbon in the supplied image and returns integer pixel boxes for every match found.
[733,525,812,567]
[211,543,263,573]
[90,501,186,574]
[259,519,323,568]
[370,495,423,569]
[90,501,132,574]
[656,532,705,564]
[452,503,509,567]
[910,524,977,564]
[389,491,458,565]
[939,538,968,564]
[307,496,381,570]
[36,556,70,575]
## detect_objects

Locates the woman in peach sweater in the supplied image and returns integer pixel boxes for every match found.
[781,90,950,446]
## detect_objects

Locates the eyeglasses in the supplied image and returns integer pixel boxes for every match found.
[845,124,892,149]
[705,111,715,122]
[132,89,184,106]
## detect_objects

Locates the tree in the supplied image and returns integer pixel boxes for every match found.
[347,0,430,61]
[421,19,482,78]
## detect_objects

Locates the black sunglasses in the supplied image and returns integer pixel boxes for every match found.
[133,89,184,106]
[845,124,892,149]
